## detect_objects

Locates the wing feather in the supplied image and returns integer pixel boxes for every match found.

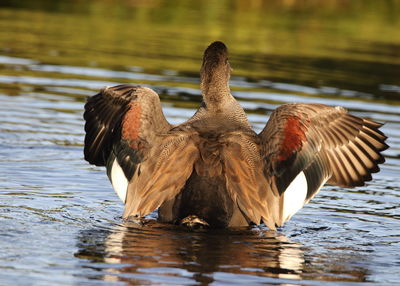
[259,103,388,226]
[84,84,172,198]
[123,132,199,218]
[219,131,277,228]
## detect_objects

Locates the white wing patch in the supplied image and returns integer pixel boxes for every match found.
[110,159,128,203]
[281,171,308,223]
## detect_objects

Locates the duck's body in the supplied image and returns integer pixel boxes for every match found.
[84,41,388,229]
[157,116,258,228]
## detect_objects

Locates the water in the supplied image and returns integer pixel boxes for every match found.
[1,1,400,285]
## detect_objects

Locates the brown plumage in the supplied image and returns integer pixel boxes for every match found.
[83,41,388,229]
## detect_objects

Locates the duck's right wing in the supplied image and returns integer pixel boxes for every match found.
[258,103,388,227]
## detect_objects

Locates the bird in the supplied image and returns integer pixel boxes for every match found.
[83,41,388,229]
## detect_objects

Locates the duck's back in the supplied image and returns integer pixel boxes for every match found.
[158,115,262,228]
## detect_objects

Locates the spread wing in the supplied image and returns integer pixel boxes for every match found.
[84,84,200,218]
[84,84,171,164]
[259,103,388,226]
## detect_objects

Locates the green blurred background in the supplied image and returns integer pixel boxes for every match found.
[1,0,399,100]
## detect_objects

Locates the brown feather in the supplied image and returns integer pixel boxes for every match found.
[124,132,199,218]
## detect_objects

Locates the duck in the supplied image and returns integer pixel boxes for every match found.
[83,41,388,229]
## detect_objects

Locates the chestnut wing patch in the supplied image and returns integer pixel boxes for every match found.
[277,116,308,161]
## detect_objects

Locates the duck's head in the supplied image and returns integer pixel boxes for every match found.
[200,41,231,99]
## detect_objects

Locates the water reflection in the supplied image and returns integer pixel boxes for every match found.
[76,222,304,284]
[75,221,370,284]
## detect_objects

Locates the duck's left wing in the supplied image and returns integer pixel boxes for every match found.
[84,84,172,202]
[84,84,200,218]
[259,103,388,226]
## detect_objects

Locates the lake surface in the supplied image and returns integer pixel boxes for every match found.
[1,1,400,285]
